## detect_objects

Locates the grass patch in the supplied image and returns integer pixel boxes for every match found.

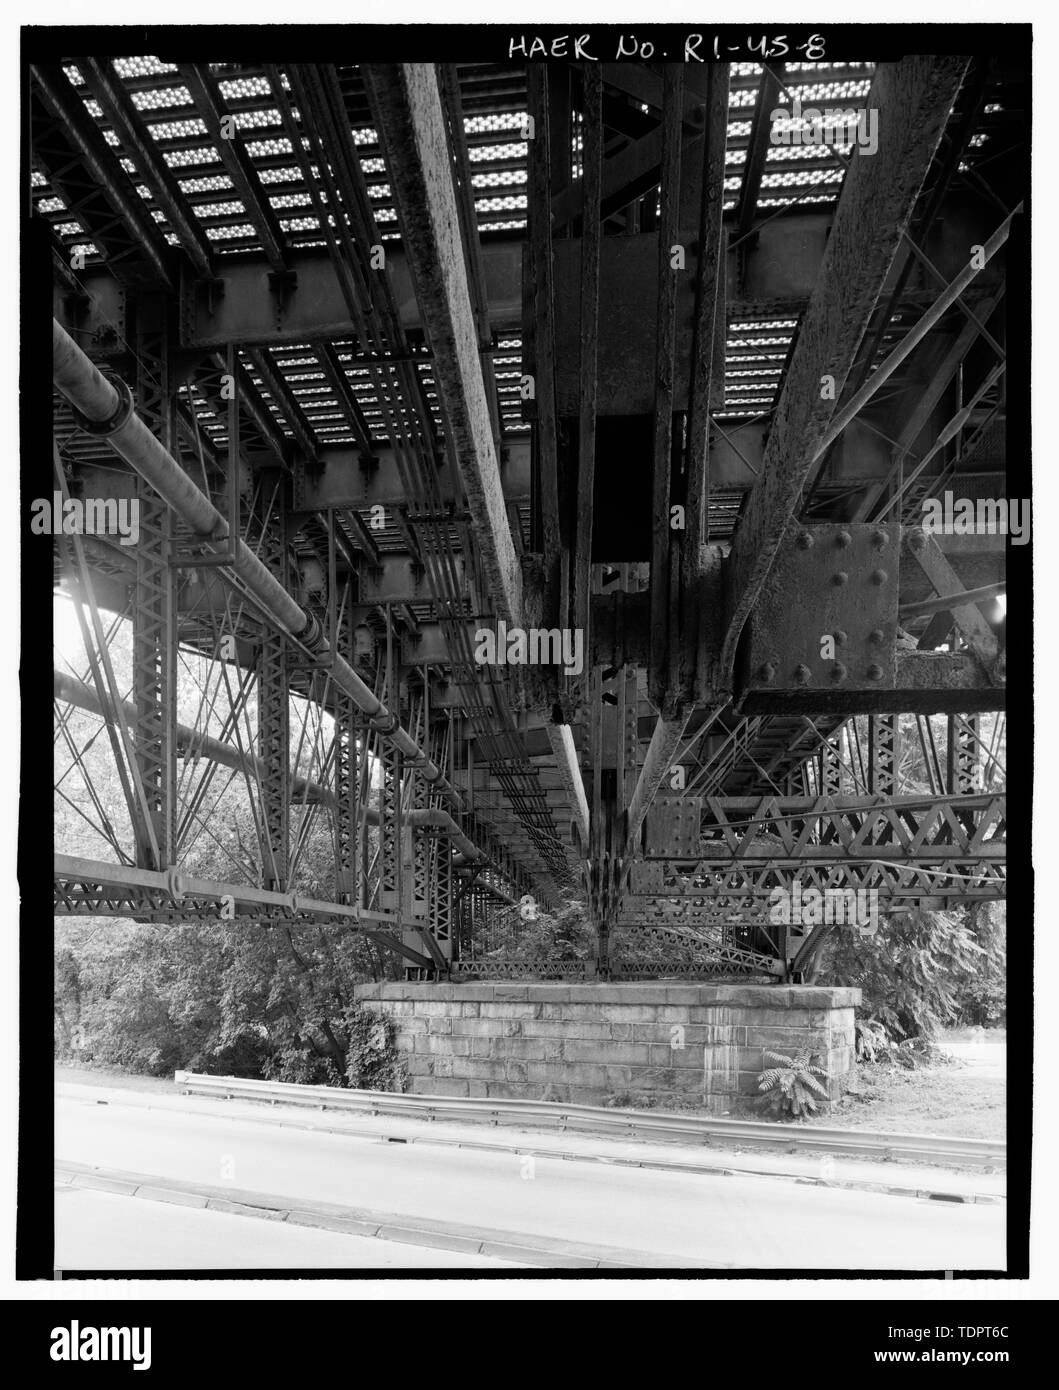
[804,1057,1005,1140]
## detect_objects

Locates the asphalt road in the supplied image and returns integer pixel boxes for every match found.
[54,1086,1005,1271]
[55,1185,522,1271]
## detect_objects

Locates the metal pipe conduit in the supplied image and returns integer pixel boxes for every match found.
[358,804,485,864]
[52,319,453,796]
[404,809,485,864]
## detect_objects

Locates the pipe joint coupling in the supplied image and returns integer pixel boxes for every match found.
[297,607,328,653]
[71,373,135,437]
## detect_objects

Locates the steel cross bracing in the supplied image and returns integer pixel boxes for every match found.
[652,792,1005,863]
[41,53,1017,980]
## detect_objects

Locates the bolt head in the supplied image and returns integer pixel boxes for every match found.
[793,663,811,685]
[832,570,849,586]
[908,527,927,552]
[836,530,852,548]
[869,627,885,644]
[796,531,814,550]
[830,663,847,682]
[833,629,848,646]
[867,663,884,680]
[871,568,889,585]
[872,528,889,548]
[758,661,776,683]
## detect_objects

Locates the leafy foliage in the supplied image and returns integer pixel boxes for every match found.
[608,922,714,975]
[464,897,593,972]
[809,716,1006,1059]
[54,918,405,1090]
[853,1018,946,1068]
[756,1049,830,1119]
[342,1006,406,1091]
[953,903,1006,1027]
[819,905,990,1059]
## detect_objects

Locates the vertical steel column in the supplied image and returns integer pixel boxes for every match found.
[460,881,474,963]
[573,65,601,645]
[526,64,561,611]
[378,742,402,919]
[586,663,609,976]
[648,67,685,709]
[132,298,177,869]
[482,886,497,957]
[948,713,981,793]
[433,844,454,963]
[409,696,431,926]
[427,719,454,965]
[257,479,290,891]
[408,810,430,928]
[333,602,361,906]
[869,714,899,795]
[361,725,382,910]
[621,666,641,820]
[820,730,843,798]
[401,690,432,976]
[786,766,807,797]
[466,884,478,957]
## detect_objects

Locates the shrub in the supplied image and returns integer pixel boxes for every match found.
[854,1019,947,1068]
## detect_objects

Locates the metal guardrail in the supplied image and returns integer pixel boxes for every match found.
[174,1072,1006,1168]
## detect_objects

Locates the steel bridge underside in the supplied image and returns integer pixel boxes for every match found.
[41,54,1016,979]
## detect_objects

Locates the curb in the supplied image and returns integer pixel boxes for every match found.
[54,1162,728,1270]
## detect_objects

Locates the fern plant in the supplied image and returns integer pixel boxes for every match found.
[756,1049,830,1119]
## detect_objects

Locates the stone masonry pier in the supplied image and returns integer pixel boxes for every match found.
[355,982,861,1114]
